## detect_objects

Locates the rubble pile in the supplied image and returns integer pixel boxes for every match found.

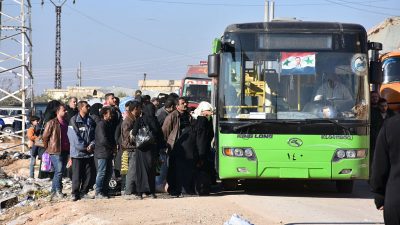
[0,151,30,168]
[0,150,72,223]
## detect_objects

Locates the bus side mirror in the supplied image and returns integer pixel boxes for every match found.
[369,61,383,84]
[368,41,383,84]
[208,54,220,78]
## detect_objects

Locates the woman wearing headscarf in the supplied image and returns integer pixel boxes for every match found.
[192,101,215,195]
[132,103,164,199]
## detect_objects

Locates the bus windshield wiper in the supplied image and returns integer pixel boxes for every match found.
[304,119,351,134]
[232,120,301,131]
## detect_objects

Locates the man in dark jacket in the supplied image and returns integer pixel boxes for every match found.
[370,98,395,170]
[104,93,123,178]
[162,97,194,196]
[155,98,175,192]
[94,107,116,199]
[371,114,400,225]
[67,101,96,201]
[66,97,78,124]
[156,98,176,127]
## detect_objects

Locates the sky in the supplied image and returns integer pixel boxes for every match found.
[19,0,400,94]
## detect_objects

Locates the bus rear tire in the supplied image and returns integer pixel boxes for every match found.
[336,180,354,193]
[222,180,238,191]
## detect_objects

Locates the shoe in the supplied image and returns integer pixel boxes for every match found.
[151,193,157,199]
[49,191,65,201]
[70,195,80,202]
[80,193,94,199]
[56,191,65,198]
[95,194,109,199]
[170,193,183,198]
[134,194,143,200]
[122,194,135,200]
[49,192,56,201]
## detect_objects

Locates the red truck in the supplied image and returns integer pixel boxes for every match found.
[180,63,212,111]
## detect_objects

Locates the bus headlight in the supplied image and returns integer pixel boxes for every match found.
[333,149,367,162]
[336,150,346,159]
[346,150,356,158]
[223,147,256,160]
[234,148,244,157]
[244,148,254,158]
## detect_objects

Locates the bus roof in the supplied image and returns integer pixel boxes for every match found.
[224,21,366,34]
[380,50,400,61]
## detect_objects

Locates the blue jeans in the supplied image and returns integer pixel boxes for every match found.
[95,158,113,195]
[29,146,39,178]
[49,151,69,193]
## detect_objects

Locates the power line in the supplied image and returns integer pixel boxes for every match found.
[34,50,207,72]
[325,0,398,16]
[138,0,389,7]
[336,0,400,11]
[65,5,198,59]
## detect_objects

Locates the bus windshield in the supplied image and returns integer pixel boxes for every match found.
[383,57,400,83]
[182,79,211,103]
[219,50,369,121]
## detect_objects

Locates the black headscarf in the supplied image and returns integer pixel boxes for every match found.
[142,103,160,135]
[43,100,61,124]
[90,103,103,117]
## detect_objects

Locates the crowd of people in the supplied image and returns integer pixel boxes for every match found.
[27,91,215,201]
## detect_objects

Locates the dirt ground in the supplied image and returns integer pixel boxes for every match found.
[2,158,31,178]
[15,195,272,225]
[1,157,270,225]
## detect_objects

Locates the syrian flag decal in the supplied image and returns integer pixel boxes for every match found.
[281,52,316,75]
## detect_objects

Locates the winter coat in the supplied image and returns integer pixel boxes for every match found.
[67,114,96,158]
[42,118,70,155]
[121,114,137,151]
[156,107,168,126]
[371,114,400,212]
[66,105,78,125]
[94,120,116,159]
[27,126,39,141]
[162,110,191,151]
[193,116,214,160]
[90,114,101,124]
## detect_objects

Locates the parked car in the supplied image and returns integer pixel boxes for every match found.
[0,106,30,134]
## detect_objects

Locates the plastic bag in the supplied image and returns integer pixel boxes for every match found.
[40,152,52,172]
[135,125,155,149]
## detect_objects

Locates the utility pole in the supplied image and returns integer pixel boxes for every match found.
[76,61,82,87]
[142,73,147,90]
[43,0,75,89]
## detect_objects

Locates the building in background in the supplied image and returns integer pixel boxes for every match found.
[138,80,181,95]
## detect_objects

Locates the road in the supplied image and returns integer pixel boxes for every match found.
[7,180,383,225]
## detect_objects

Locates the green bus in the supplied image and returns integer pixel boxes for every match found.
[207,21,382,193]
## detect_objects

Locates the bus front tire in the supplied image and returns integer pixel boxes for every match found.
[336,180,354,193]
[221,180,238,191]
